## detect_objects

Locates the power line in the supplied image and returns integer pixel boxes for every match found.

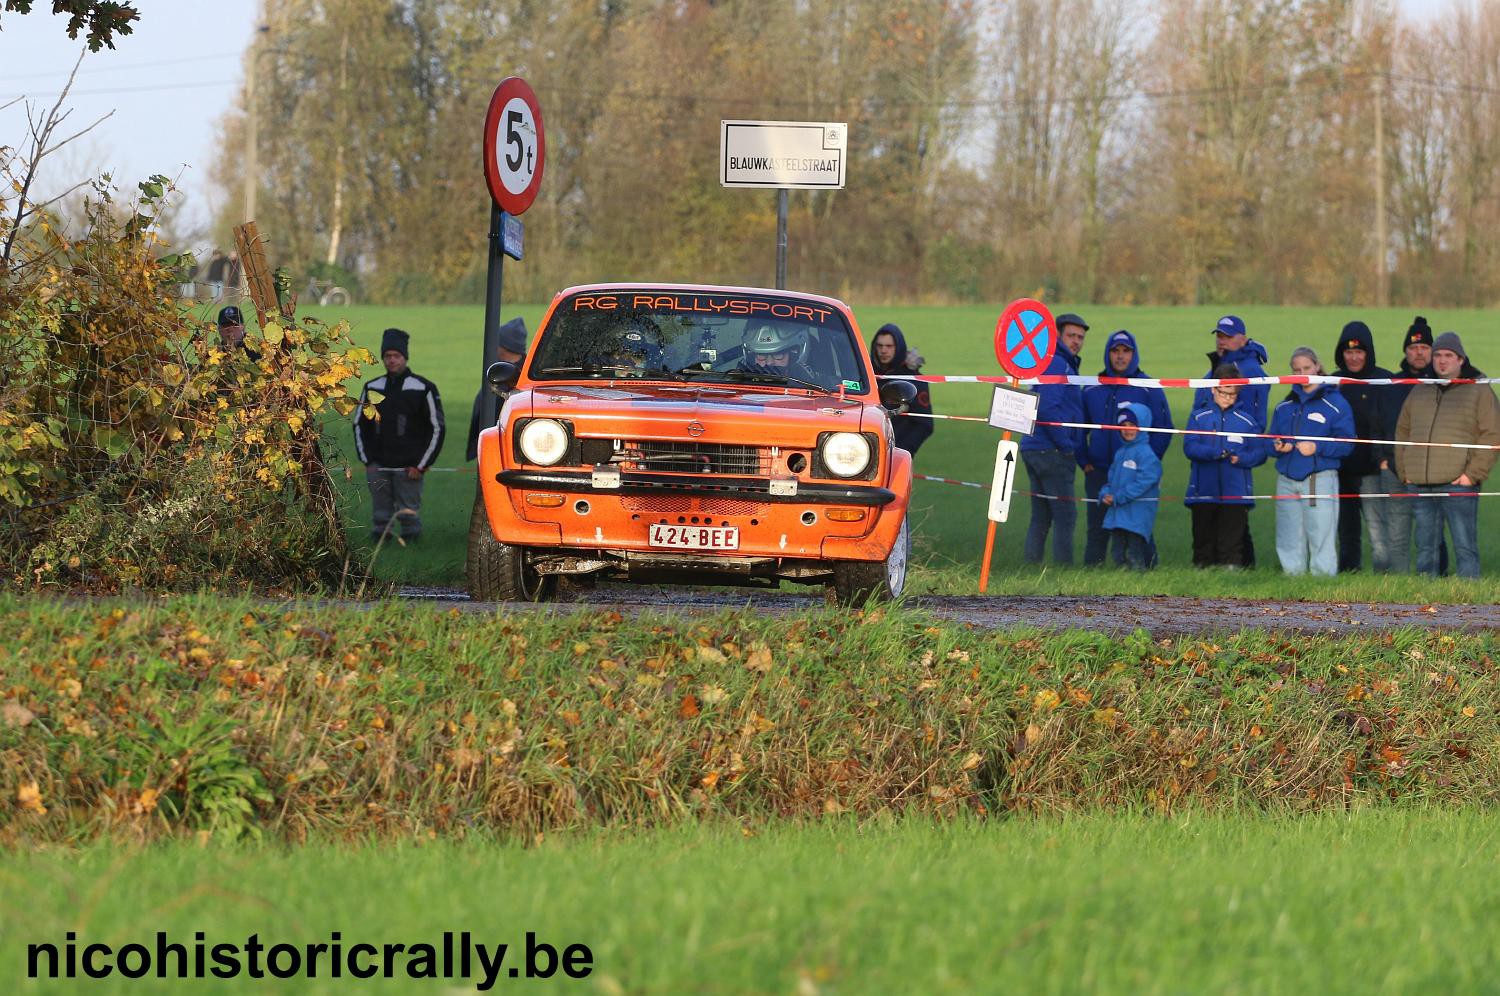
[0,79,237,100]
[0,51,240,82]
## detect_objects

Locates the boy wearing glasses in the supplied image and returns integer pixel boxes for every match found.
[1183,364,1268,567]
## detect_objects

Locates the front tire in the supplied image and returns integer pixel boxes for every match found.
[466,490,555,602]
[830,515,909,606]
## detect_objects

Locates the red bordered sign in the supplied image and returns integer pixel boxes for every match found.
[483,77,546,216]
[994,298,1057,381]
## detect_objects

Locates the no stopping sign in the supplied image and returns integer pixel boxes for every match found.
[483,77,545,215]
[994,298,1057,381]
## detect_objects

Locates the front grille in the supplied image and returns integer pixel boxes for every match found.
[625,441,766,475]
[621,495,764,516]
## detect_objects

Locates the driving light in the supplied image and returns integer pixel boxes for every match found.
[820,432,872,478]
[518,419,569,466]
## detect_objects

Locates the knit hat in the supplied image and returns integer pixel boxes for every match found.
[496,316,528,356]
[1116,406,1140,426]
[216,305,243,327]
[1404,316,1434,349]
[1432,331,1466,360]
[381,327,410,359]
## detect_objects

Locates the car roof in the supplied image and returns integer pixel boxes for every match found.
[554,282,854,315]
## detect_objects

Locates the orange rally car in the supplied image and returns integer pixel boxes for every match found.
[468,283,918,604]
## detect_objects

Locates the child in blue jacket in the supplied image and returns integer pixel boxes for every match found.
[1184,363,1270,567]
[1099,402,1162,570]
[1269,347,1356,576]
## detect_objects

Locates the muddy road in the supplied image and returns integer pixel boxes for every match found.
[397,586,1500,636]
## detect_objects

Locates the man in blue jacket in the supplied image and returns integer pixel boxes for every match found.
[1021,313,1086,564]
[1078,329,1173,566]
[1193,315,1270,426]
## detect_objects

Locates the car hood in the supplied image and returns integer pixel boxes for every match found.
[520,384,877,444]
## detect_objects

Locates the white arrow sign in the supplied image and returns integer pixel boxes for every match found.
[988,439,1020,522]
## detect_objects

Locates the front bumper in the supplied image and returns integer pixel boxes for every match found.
[494,469,896,506]
[477,429,912,564]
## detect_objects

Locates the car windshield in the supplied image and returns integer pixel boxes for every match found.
[529,290,870,392]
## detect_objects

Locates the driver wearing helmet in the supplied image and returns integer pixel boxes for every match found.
[739,323,819,383]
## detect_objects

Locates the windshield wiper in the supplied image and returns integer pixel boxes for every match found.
[717,368,835,395]
[538,365,681,380]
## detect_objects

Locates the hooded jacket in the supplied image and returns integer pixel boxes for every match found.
[1193,339,1270,429]
[1395,359,1500,485]
[1183,399,1269,505]
[1078,330,1174,470]
[355,368,446,471]
[1099,402,1162,540]
[1020,340,1083,454]
[871,323,935,455]
[1330,323,1393,477]
[1269,383,1356,481]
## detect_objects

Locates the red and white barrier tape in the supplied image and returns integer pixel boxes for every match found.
[882,372,1499,388]
[899,411,1500,451]
[915,473,1499,503]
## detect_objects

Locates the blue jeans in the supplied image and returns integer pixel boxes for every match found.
[1363,468,1408,574]
[1274,471,1339,576]
[1412,484,1479,578]
[1022,449,1077,565]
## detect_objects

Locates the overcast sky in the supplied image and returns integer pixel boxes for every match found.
[0,0,1460,245]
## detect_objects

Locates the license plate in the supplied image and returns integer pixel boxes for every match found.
[648,524,739,551]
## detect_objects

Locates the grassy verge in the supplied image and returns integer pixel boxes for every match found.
[3,596,1497,845]
[6,813,1500,993]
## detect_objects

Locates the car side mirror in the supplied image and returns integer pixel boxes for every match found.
[879,379,918,414]
[486,361,520,395]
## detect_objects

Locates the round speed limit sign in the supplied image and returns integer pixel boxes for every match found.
[483,77,545,216]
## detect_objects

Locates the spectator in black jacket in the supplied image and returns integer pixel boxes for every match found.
[1331,321,1392,572]
[466,317,528,461]
[355,328,446,542]
[1380,317,1444,574]
[870,323,934,456]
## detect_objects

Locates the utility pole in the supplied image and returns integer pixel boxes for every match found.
[245,10,267,222]
[1374,75,1388,307]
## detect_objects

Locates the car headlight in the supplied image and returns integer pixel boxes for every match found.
[819,432,872,478]
[518,419,570,466]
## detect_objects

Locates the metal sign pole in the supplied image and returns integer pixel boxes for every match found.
[775,188,788,289]
[978,378,1019,594]
[479,200,505,428]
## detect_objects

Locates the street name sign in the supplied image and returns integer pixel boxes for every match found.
[720,120,847,189]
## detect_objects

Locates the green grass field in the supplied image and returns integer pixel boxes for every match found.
[8,813,1500,993]
[281,301,1500,592]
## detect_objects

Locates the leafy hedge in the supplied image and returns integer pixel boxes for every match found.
[0,173,371,590]
[2,598,1496,844]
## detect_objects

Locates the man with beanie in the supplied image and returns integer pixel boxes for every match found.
[1078,329,1173,566]
[1395,331,1500,578]
[1380,318,1443,572]
[466,316,529,462]
[1021,313,1087,564]
[869,323,935,456]
[355,327,446,542]
[215,305,261,361]
[1331,321,1392,572]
